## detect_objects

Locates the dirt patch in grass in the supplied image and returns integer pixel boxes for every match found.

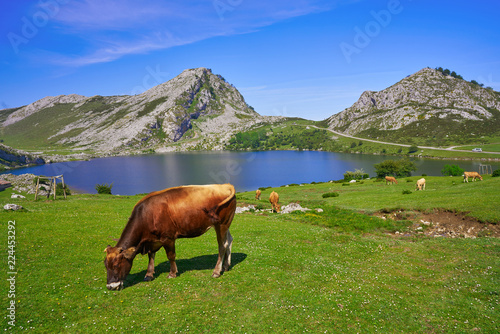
[374,209,500,238]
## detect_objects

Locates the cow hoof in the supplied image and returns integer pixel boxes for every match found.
[168,274,176,279]
[212,272,221,278]
[144,276,154,282]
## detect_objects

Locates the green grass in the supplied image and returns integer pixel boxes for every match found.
[1,177,499,332]
[454,141,500,153]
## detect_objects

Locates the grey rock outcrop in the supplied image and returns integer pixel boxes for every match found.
[327,68,500,135]
[2,68,275,154]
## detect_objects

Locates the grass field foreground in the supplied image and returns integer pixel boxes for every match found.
[1,177,499,333]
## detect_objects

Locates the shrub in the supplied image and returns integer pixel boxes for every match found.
[56,183,71,196]
[255,204,265,210]
[95,183,113,195]
[343,169,369,181]
[441,164,464,176]
[322,192,339,198]
[408,145,419,154]
[374,159,417,178]
[492,169,500,177]
[402,190,412,195]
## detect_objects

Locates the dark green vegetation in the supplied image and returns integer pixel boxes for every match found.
[374,159,417,178]
[1,175,499,332]
[343,169,369,181]
[95,183,113,195]
[227,120,342,151]
[441,164,465,176]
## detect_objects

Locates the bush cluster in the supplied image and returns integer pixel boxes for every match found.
[492,169,500,177]
[343,169,369,181]
[322,192,339,198]
[56,183,71,196]
[441,164,464,176]
[95,183,113,195]
[374,159,417,178]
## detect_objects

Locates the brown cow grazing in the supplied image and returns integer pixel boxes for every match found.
[269,191,280,213]
[385,176,398,185]
[463,172,483,183]
[415,178,426,191]
[255,189,261,200]
[104,184,236,290]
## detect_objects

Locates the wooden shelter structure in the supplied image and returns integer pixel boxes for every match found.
[34,175,67,200]
[479,164,493,175]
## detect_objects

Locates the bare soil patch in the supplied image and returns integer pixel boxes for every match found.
[374,209,500,238]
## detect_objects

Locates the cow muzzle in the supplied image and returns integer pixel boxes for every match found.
[106,281,123,291]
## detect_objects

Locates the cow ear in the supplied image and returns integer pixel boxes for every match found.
[123,247,136,260]
[104,245,112,253]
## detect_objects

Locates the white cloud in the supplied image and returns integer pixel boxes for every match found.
[43,0,336,66]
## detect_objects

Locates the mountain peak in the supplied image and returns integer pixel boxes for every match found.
[1,68,265,153]
[327,67,500,141]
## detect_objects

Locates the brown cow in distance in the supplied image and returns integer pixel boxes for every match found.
[104,184,236,290]
[255,189,261,200]
[269,191,280,213]
[463,172,483,183]
[385,176,398,185]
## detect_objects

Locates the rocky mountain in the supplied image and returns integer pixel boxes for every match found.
[326,68,500,145]
[1,68,276,154]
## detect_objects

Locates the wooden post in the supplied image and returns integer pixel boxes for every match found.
[46,178,53,199]
[34,177,40,200]
[61,175,67,199]
[53,177,56,200]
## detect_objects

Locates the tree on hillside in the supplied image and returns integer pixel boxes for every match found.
[374,159,417,178]
[441,164,464,176]
[408,145,419,154]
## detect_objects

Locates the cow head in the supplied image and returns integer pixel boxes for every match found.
[104,246,136,290]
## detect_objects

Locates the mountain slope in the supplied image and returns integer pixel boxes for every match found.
[1,68,271,153]
[326,68,500,146]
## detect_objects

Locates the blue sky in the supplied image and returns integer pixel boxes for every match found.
[1,0,499,121]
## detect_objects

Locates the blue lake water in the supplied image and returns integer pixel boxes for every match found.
[2,151,493,195]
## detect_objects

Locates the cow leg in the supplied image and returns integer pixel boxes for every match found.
[223,230,233,272]
[212,225,230,278]
[164,240,178,278]
[144,252,155,281]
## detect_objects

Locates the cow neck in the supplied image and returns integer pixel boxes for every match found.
[115,217,143,250]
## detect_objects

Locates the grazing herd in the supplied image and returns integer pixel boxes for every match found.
[104,168,487,290]
[383,171,483,191]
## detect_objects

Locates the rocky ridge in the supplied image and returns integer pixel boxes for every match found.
[327,68,500,135]
[2,68,278,154]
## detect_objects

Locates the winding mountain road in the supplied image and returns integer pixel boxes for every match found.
[307,125,500,155]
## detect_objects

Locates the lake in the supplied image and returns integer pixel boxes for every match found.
[2,151,495,195]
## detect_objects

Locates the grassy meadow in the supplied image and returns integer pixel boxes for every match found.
[1,176,499,333]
